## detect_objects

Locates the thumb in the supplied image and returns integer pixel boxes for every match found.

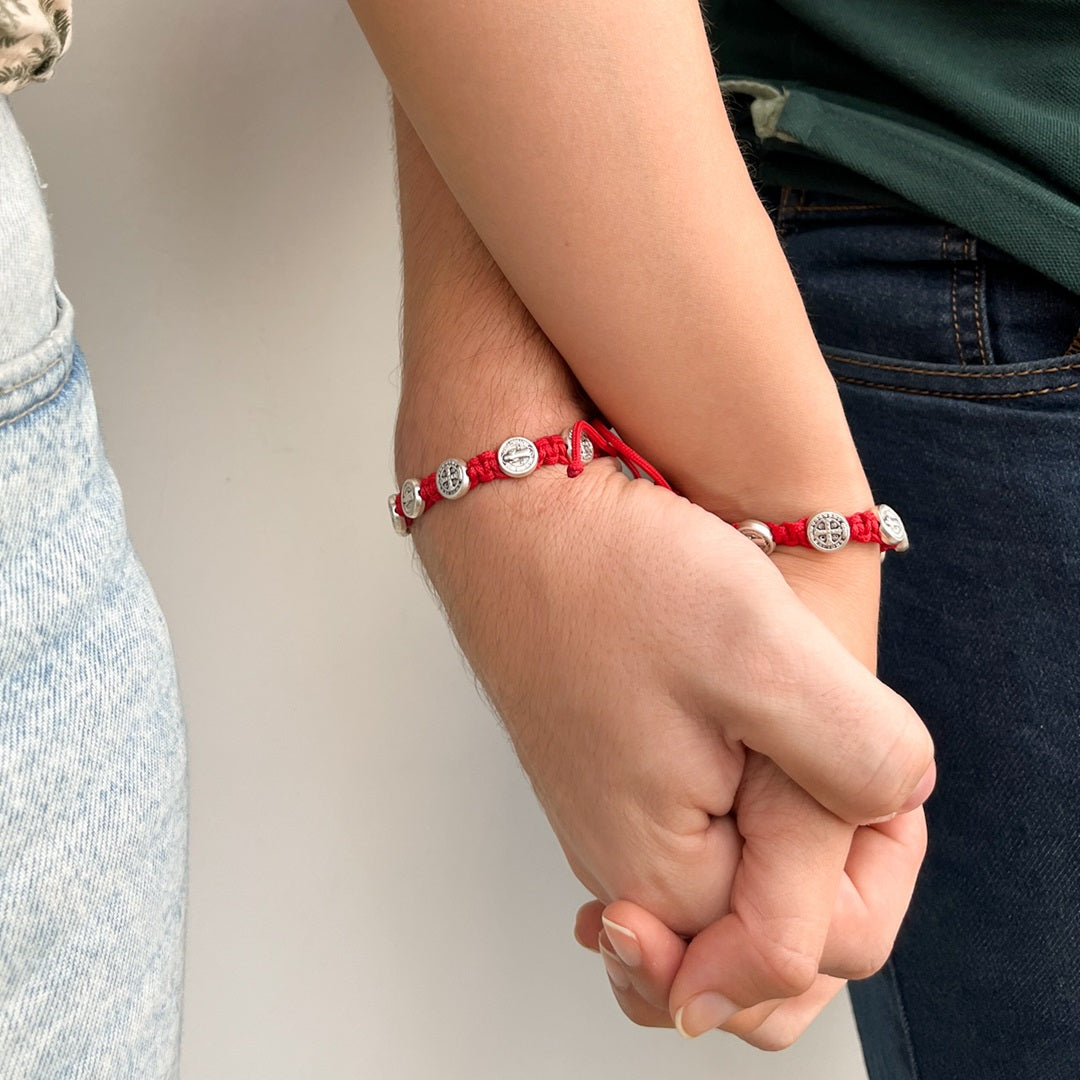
[728,584,935,825]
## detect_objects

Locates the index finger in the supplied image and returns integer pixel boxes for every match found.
[667,753,853,1037]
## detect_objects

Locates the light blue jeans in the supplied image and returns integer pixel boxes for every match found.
[0,98,187,1076]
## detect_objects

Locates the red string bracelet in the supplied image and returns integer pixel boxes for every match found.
[388,418,909,556]
[388,419,668,533]
[732,506,909,557]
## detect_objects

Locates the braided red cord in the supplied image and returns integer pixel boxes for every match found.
[393,430,612,523]
[765,509,885,549]
[392,419,900,551]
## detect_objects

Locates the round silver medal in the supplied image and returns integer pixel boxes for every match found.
[562,428,595,464]
[388,494,409,536]
[806,510,851,552]
[736,519,776,555]
[497,436,540,477]
[400,477,425,520]
[876,503,910,551]
[435,458,471,500]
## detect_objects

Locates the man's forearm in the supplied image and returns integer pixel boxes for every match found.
[393,96,588,480]
[392,90,608,610]
[360,0,872,528]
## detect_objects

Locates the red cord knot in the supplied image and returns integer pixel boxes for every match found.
[566,419,593,478]
[584,420,674,490]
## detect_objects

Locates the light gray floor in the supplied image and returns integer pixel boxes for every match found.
[13,3,869,1077]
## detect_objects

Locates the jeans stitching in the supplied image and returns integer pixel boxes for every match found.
[1065,325,1080,356]
[945,227,966,365]
[951,262,965,364]
[971,237,991,366]
[830,372,1080,399]
[821,352,1080,378]
[0,360,73,430]
[0,350,65,395]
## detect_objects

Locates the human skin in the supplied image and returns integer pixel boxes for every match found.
[387,88,930,1048]
[351,0,934,824]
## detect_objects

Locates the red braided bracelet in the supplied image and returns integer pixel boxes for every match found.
[731,506,909,556]
[388,418,909,556]
[388,420,664,532]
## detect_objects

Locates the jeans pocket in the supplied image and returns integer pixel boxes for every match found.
[763,187,1080,369]
[821,342,1080,409]
[0,284,74,432]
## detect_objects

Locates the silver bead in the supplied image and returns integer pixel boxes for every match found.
[562,427,595,463]
[435,458,471,500]
[736,519,776,555]
[806,510,851,552]
[497,436,540,477]
[388,494,409,537]
[400,477,425,520]
[876,503,910,552]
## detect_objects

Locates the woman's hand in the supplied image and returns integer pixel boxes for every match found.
[570,529,931,1047]
[575,804,926,1048]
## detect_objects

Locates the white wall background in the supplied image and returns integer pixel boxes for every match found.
[12,2,868,1077]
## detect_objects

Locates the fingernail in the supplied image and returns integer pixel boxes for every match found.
[674,992,740,1039]
[899,759,938,815]
[864,811,898,825]
[600,916,641,968]
[598,942,632,990]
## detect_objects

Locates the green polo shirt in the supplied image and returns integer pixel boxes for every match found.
[704,0,1080,294]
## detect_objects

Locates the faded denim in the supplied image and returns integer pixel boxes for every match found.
[0,98,187,1076]
[759,184,1080,1080]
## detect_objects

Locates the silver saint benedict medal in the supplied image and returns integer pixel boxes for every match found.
[806,510,851,552]
[736,519,776,555]
[562,428,595,463]
[876,503,910,551]
[435,458,471,500]
[497,436,540,477]
[399,477,425,520]
[388,494,409,536]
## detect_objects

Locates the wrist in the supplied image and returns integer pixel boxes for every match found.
[402,443,622,599]
[397,404,881,553]
[394,331,591,485]
[668,427,874,527]
[395,395,589,489]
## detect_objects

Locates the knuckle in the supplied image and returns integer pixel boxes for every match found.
[607,833,724,939]
[746,1024,802,1052]
[840,948,891,984]
[828,930,899,983]
[614,992,670,1029]
[752,936,819,1000]
[728,1005,809,1052]
[855,711,935,820]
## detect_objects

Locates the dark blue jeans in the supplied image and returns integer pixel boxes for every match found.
[757,185,1080,1080]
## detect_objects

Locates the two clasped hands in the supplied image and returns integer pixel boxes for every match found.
[362,0,937,1051]
[415,453,935,1050]
[567,465,936,1047]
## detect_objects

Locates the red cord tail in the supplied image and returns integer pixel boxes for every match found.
[568,418,674,490]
